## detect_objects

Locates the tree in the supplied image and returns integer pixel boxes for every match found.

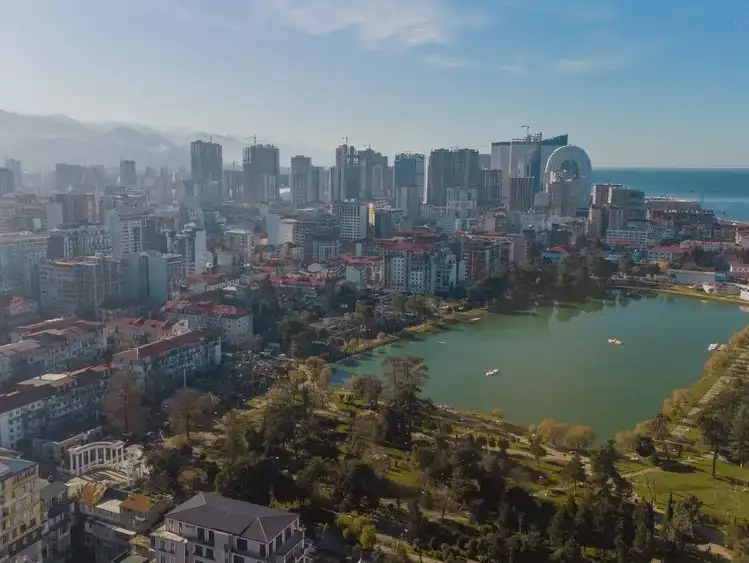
[614,430,637,451]
[534,418,568,447]
[734,538,749,563]
[220,411,248,461]
[648,413,671,459]
[731,404,749,467]
[564,425,596,450]
[562,454,586,495]
[168,388,216,439]
[698,411,729,477]
[634,435,656,458]
[530,434,546,466]
[359,524,377,550]
[104,370,148,436]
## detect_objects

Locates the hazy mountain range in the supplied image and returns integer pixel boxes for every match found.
[0,110,330,171]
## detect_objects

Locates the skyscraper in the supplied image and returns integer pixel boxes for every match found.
[332,144,360,203]
[119,159,137,188]
[0,168,14,195]
[426,148,480,207]
[357,148,388,200]
[394,153,426,192]
[190,140,223,199]
[290,155,314,207]
[243,144,280,202]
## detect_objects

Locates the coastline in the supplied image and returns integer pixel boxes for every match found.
[617,282,749,307]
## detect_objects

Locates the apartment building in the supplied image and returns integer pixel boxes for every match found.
[47,223,112,260]
[333,200,368,241]
[224,229,254,264]
[0,457,44,563]
[112,330,221,392]
[0,232,48,296]
[162,300,253,346]
[39,481,71,563]
[106,317,187,349]
[0,320,107,386]
[76,483,171,563]
[152,492,314,563]
[0,365,111,449]
[103,211,157,260]
[39,255,121,316]
[379,240,437,293]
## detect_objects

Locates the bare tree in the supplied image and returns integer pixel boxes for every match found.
[104,370,148,436]
[168,388,216,439]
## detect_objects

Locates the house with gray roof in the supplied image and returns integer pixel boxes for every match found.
[151,492,315,563]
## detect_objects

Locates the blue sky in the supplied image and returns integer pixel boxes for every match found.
[1,0,748,167]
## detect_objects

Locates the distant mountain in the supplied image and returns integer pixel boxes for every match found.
[0,110,330,171]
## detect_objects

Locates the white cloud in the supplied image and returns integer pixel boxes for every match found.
[254,0,483,47]
[553,36,660,74]
[420,54,479,69]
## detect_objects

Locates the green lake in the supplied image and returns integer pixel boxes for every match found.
[336,295,749,440]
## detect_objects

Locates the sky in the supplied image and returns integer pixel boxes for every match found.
[1,0,748,167]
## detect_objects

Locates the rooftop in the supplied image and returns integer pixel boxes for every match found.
[167,492,298,542]
[115,330,212,361]
[108,317,177,333]
[0,457,36,480]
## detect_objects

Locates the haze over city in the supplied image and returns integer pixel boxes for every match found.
[2,0,748,167]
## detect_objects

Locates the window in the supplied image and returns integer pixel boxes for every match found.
[233,556,245,563]
[236,538,247,552]
[194,545,203,556]
[259,544,266,557]
[206,548,214,559]
[285,527,291,540]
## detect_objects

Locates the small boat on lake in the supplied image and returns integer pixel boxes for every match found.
[607,338,623,345]
[484,368,500,377]
[708,343,719,352]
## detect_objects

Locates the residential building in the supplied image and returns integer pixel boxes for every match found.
[163,301,253,347]
[243,144,280,202]
[123,251,184,304]
[39,255,121,315]
[191,140,223,199]
[395,185,422,221]
[0,365,111,449]
[481,169,502,208]
[119,160,137,188]
[54,164,86,191]
[1,298,39,328]
[103,211,157,260]
[344,256,383,290]
[490,132,568,196]
[106,317,187,349]
[357,148,388,200]
[648,245,685,263]
[167,226,209,278]
[604,227,652,249]
[39,480,71,563]
[112,330,222,392]
[427,148,480,207]
[394,153,425,194]
[332,144,360,202]
[0,232,48,296]
[224,229,254,264]
[223,168,244,201]
[0,169,13,196]
[151,492,314,563]
[509,177,534,212]
[47,223,112,259]
[333,200,368,241]
[46,193,98,228]
[446,187,477,218]
[379,240,437,293]
[0,319,107,386]
[290,156,314,207]
[0,457,44,563]
[76,483,171,563]
[3,160,21,191]
[307,233,339,264]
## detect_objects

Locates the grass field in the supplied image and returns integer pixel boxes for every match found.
[630,457,749,526]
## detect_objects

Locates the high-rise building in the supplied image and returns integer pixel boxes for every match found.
[119,159,137,188]
[396,185,423,221]
[0,168,14,195]
[168,226,209,277]
[332,144,360,203]
[0,232,48,296]
[103,210,157,259]
[4,158,22,189]
[124,251,183,303]
[242,144,280,202]
[427,148,480,207]
[290,155,314,207]
[333,200,368,241]
[312,166,329,203]
[357,148,388,200]
[222,168,244,201]
[480,169,502,209]
[191,140,223,200]
[0,458,44,562]
[509,177,534,212]
[48,223,113,259]
[490,132,568,199]
[394,153,425,195]
[54,163,86,191]
[39,255,121,315]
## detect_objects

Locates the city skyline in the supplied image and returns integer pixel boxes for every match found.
[1,0,748,168]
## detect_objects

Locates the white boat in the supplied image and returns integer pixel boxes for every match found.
[708,343,719,352]
[484,368,499,377]
[608,338,623,345]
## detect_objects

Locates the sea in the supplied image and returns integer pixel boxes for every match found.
[594,168,749,222]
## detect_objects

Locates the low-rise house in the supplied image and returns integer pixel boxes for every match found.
[680,239,738,253]
[106,317,188,349]
[730,263,749,280]
[0,366,111,450]
[1,297,40,327]
[0,319,106,386]
[647,245,685,263]
[39,480,72,563]
[112,330,221,393]
[162,300,253,347]
[75,483,171,563]
[152,492,314,563]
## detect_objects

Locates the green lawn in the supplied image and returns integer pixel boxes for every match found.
[630,458,749,526]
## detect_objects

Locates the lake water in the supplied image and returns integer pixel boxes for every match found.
[336,295,749,440]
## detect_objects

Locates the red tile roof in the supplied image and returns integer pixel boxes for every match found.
[115,330,212,361]
[108,317,177,334]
